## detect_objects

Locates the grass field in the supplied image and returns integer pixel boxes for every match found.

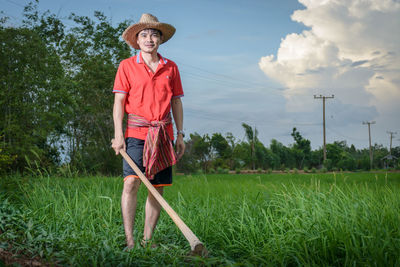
[1,172,400,266]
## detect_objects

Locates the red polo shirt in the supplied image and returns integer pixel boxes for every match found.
[113,52,184,141]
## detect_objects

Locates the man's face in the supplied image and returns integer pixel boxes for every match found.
[136,29,162,53]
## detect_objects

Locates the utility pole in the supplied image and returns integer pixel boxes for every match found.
[252,125,257,170]
[363,121,375,170]
[314,94,334,162]
[387,131,397,155]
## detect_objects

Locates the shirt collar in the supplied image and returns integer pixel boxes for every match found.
[136,51,168,65]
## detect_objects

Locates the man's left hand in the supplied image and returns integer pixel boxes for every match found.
[175,135,185,160]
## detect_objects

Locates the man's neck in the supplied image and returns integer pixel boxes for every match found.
[141,51,159,65]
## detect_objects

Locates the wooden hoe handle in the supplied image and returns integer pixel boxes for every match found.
[119,150,205,254]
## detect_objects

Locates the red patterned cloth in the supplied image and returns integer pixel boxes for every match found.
[127,113,177,179]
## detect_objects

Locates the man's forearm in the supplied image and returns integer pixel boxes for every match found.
[171,97,185,158]
[113,94,126,138]
[111,94,126,154]
[171,98,183,131]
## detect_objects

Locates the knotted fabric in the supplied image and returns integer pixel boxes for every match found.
[127,113,177,179]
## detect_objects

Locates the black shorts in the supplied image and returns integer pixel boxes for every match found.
[123,137,172,187]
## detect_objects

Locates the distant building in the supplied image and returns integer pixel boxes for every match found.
[382,154,398,169]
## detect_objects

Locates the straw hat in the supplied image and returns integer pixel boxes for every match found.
[122,13,176,50]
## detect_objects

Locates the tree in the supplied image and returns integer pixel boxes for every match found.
[0,23,71,172]
[291,127,311,169]
[60,12,132,174]
[225,132,237,169]
[270,139,295,170]
[254,141,272,170]
[190,133,212,172]
[337,152,356,171]
[210,133,231,159]
[242,123,258,170]
[1,2,134,175]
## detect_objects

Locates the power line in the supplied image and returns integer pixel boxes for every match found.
[2,0,25,8]
[0,10,20,21]
[182,71,262,91]
[180,69,282,95]
[176,59,279,89]
[173,58,287,93]
[325,125,367,142]
[185,109,321,127]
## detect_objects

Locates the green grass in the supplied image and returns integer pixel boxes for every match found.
[1,172,400,266]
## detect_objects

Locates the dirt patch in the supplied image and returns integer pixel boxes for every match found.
[0,247,55,267]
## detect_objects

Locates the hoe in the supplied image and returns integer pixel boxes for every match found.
[119,149,208,257]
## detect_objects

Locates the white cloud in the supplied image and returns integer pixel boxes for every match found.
[259,0,400,129]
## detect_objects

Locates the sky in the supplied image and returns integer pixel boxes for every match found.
[2,0,400,150]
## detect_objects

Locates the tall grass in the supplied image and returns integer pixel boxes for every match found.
[1,172,399,266]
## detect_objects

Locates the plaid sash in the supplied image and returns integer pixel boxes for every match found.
[127,113,177,179]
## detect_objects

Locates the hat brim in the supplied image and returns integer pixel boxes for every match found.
[122,22,176,50]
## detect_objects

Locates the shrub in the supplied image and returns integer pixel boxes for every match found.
[311,167,317,173]
[195,169,203,175]
[217,167,229,174]
[303,166,309,173]
[0,148,17,173]
[323,159,333,171]
[235,168,241,174]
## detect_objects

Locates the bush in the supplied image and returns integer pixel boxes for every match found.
[195,169,204,175]
[208,168,216,174]
[0,148,17,173]
[303,166,309,173]
[311,167,317,173]
[323,159,333,171]
[338,155,356,171]
[293,168,298,174]
[217,167,229,174]
[321,167,328,173]
[280,164,286,171]
[257,168,263,173]
[235,168,241,174]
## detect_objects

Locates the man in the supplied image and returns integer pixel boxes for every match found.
[111,13,185,249]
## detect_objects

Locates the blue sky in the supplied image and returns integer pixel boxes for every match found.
[2,0,400,150]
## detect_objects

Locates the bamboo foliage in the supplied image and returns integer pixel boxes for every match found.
[1,3,131,174]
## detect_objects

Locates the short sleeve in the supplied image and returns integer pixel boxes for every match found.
[113,61,130,94]
[172,65,184,98]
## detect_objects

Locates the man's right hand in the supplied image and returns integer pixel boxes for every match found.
[111,136,126,155]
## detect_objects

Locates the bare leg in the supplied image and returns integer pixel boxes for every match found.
[143,187,164,242]
[121,178,141,248]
